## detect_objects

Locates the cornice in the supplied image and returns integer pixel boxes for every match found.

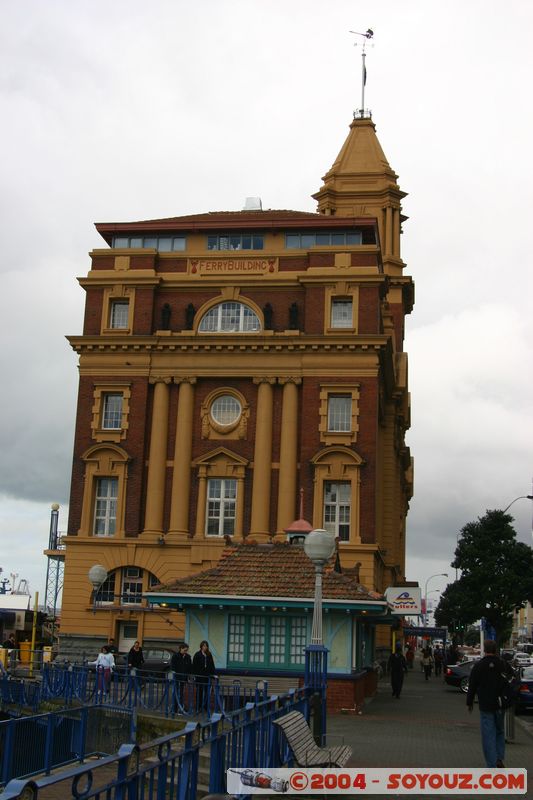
[67,333,393,357]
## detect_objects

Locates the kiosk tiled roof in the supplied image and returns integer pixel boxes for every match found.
[150,541,384,602]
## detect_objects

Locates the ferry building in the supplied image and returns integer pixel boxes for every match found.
[57,112,414,668]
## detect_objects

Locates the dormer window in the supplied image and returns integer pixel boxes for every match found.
[199,302,261,333]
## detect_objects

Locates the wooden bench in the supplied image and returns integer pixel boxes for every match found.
[273,710,352,767]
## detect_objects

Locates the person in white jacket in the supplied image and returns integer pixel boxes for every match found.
[90,645,115,694]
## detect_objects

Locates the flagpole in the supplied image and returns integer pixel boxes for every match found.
[360,48,366,118]
[349,28,374,119]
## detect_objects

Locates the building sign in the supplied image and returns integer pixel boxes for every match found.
[190,257,277,275]
[385,586,422,615]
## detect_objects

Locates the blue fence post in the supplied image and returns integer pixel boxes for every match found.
[241,703,257,770]
[43,712,55,775]
[79,707,88,761]
[177,722,199,800]
[115,742,139,800]
[1,718,15,784]
[208,713,226,794]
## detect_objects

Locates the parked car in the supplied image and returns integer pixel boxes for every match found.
[444,659,476,693]
[515,666,533,714]
[513,652,533,669]
[139,648,179,675]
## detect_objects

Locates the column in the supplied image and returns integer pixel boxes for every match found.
[393,206,401,258]
[385,205,393,257]
[249,377,275,541]
[195,469,207,537]
[275,378,301,538]
[168,378,196,538]
[143,377,170,534]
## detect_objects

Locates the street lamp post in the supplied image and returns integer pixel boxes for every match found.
[304,529,336,645]
[502,495,533,514]
[303,528,336,743]
[88,565,108,615]
[424,573,448,626]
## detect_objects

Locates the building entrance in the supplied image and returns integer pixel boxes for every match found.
[118,621,138,652]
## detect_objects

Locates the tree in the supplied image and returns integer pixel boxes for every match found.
[435,509,533,646]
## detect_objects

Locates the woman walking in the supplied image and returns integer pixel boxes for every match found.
[422,646,433,680]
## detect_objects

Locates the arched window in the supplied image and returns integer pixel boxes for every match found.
[198,302,261,333]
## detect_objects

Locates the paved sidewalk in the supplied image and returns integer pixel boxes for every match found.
[327,666,532,798]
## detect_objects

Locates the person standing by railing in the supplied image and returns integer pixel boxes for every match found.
[89,645,115,696]
[193,640,216,713]
[127,640,144,671]
[171,643,192,712]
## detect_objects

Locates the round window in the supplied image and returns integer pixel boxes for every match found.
[210,395,242,427]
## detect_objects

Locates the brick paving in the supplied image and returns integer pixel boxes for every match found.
[329,665,533,798]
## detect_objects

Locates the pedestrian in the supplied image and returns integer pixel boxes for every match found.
[434,645,444,677]
[466,639,513,768]
[405,645,414,670]
[90,645,115,695]
[106,637,118,655]
[447,642,460,666]
[388,643,408,698]
[128,640,145,670]
[170,643,192,712]
[192,640,216,713]
[421,646,433,680]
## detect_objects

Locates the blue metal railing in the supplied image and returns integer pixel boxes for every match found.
[0,705,134,786]
[38,664,267,717]
[0,687,309,799]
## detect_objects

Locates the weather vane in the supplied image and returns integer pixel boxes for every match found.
[349,28,374,119]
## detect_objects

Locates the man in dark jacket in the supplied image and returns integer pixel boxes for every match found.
[170,643,192,711]
[388,642,408,698]
[192,640,216,712]
[466,639,511,768]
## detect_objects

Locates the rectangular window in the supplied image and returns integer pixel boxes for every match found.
[328,395,351,432]
[206,234,264,251]
[95,573,116,604]
[94,478,118,536]
[269,617,286,664]
[158,237,172,252]
[206,478,237,536]
[109,300,130,329]
[289,618,307,664]
[227,615,307,668]
[111,235,186,251]
[285,231,363,248]
[331,299,353,329]
[249,616,266,663]
[122,570,143,604]
[324,481,351,542]
[102,393,123,429]
[228,615,246,662]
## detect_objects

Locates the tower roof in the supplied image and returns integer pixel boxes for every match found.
[313,117,406,217]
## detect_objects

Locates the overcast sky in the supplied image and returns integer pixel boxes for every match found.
[1,0,532,606]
